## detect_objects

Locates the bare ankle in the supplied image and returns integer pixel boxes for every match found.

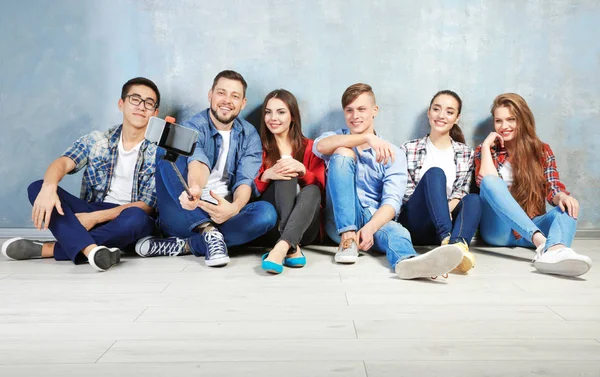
[81,244,98,257]
[198,222,216,234]
[532,232,546,249]
[41,242,55,258]
[341,231,357,243]
[547,244,565,253]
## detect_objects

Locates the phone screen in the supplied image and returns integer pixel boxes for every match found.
[159,122,198,156]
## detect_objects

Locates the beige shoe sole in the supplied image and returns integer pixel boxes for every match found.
[453,252,475,274]
[395,244,463,280]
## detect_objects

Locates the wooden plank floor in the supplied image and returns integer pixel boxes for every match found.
[0,238,598,376]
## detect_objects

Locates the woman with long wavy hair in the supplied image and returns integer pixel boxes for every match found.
[475,93,591,277]
[254,89,325,274]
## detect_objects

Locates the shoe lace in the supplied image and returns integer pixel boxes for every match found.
[341,239,355,249]
[204,231,226,258]
[431,273,449,280]
[148,238,185,257]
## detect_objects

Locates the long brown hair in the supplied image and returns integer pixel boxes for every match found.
[429,90,465,143]
[491,93,546,217]
[260,89,306,167]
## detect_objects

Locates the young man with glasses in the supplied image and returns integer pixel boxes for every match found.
[134,70,277,266]
[1,77,161,272]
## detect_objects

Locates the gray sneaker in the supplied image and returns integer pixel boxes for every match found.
[1,238,45,260]
[395,244,463,280]
[334,239,359,264]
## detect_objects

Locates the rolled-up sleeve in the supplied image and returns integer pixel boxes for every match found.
[61,133,93,174]
[233,130,263,195]
[186,121,210,168]
[312,131,338,161]
[380,148,407,217]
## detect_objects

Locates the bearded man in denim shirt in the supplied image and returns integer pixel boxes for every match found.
[136,70,277,266]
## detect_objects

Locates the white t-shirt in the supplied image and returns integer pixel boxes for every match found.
[417,137,456,199]
[201,130,232,203]
[499,162,513,187]
[104,136,143,205]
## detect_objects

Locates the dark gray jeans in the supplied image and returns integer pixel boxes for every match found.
[258,178,321,250]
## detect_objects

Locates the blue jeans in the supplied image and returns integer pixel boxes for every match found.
[479,175,577,251]
[155,149,277,256]
[398,168,482,245]
[325,154,416,268]
[27,180,155,264]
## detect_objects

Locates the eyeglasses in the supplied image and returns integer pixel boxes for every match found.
[124,94,157,110]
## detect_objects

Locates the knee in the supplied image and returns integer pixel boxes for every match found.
[332,147,356,159]
[546,206,576,225]
[256,202,278,229]
[273,177,298,190]
[119,207,154,233]
[301,184,321,201]
[27,180,44,204]
[423,167,445,183]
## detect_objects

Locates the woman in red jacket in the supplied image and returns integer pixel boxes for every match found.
[254,89,325,274]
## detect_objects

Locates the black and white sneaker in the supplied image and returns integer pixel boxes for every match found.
[88,246,121,272]
[1,237,45,260]
[135,236,187,257]
[201,229,229,267]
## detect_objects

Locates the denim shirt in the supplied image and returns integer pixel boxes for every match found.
[62,125,157,208]
[185,109,262,196]
[313,128,407,217]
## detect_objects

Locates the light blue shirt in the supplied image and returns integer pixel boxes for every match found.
[313,129,407,216]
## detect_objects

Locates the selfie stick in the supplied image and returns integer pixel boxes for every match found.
[161,116,195,201]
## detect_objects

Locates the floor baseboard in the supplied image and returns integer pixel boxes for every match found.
[1,228,599,241]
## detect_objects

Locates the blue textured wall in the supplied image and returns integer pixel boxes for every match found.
[1,0,599,228]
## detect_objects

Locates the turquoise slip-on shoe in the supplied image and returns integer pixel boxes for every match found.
[283,252,306,268]
[261,253,283,274]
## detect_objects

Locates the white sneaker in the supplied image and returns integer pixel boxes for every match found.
[395,244,463,280]
[533,246,592,277]
[135,236,187,257]
[334,239,359,264]
[88,246,121,272]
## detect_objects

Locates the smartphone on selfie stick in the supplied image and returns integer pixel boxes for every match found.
[145,116,198,201]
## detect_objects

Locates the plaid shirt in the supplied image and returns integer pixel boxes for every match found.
[474,142,568,211]
[402,136,474,204]
[62,125,158,208]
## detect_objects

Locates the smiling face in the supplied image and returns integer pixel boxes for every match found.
[493,106,518,143]
[343,92,378,135]
[208,77,247,126]
[264,98,292,137]
[118,84,159,130]
[427,94,461,136]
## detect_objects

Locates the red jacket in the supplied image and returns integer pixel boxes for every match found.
[254,138,325,194]
[254,138,326,242]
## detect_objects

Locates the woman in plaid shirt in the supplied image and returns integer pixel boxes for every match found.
[475,93,591,277]
[399,90,482,274]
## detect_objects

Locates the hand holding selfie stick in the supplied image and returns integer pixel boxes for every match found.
[145,116,199,202]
